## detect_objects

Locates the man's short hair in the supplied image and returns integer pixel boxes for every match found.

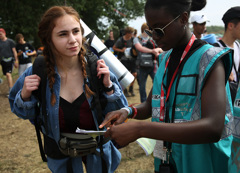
[222,6,240,25]
[124,26,135,34]
[15,33,24,43]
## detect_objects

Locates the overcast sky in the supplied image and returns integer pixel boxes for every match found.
[128,0,240,34]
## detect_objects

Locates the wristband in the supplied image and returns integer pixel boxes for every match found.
[103,82,114,92]
[129,106,137,119]
[121,107,132,116]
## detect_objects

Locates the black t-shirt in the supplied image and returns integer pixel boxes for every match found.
[167,39,206,89]
[16,42,35,64]
[104,39,115,49]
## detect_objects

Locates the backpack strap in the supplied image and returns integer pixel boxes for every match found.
[32,55,48,162]
[85,50,108,173]
[85,51,105,126]
[219,40,227,47]
[32,56,48,134]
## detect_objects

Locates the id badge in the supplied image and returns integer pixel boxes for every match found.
[153,140,167,161]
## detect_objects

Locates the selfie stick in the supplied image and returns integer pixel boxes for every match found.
[80,19,134,89]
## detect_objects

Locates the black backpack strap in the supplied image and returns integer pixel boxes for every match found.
[32,55,48,162]
[219,40,227,47]
[34,114,47,162]
[85,51,105,126]
[85,51,108,173]
[32,55,48,134]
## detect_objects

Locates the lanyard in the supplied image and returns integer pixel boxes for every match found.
[159,34,196,122]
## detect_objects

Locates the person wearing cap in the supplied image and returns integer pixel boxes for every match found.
[190,14,209,39]
[0,28,18,96]
[218,6,240,173]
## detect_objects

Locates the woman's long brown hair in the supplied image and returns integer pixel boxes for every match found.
[38,6,94,106]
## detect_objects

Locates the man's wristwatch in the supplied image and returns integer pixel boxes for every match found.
[103,82,114,92]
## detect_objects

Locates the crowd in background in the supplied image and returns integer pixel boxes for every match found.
[0,2,240,172]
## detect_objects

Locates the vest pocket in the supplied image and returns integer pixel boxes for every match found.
[174,74,198,120]
[177,74,198,95]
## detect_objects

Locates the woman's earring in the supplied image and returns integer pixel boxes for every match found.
[184,25,186,30]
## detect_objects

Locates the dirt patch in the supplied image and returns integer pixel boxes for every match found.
[0,67,154,173]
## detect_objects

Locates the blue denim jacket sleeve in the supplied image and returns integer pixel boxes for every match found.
[101,71,128,115]
[8,66,38,120]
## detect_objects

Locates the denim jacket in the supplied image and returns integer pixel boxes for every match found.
[9,65,128,173]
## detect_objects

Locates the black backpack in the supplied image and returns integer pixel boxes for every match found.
[32,51,108,164]
[137,37,157,68]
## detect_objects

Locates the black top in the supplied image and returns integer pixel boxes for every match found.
[167,39,205,89]
[16,42,35,64]
[104,39,115,49]
[59,93,96,133]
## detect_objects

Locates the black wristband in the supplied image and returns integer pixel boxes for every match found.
[103,83,114,92]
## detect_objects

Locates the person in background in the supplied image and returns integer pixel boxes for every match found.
[100,0,235,172]
[133,23,163,102]
[9,6,128,173]
[190,13,209,39]
[216,6,240,173]
[104,30,115,55]
[113,26,137,97]
[0,28,18,96]
[214,6,240,104]
[15,33,36,76]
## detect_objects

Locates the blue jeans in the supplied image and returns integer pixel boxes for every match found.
[138,66,156,102]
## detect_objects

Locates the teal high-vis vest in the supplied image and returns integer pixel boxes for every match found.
[230,87,240,172]
[152,43,233,173]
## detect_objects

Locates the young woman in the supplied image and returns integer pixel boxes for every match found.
[9,6,128,173]
[100,0,234,172]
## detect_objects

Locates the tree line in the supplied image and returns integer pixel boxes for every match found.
[0,0,145,49]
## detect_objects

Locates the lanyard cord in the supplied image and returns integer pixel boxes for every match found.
[159,34,196,122]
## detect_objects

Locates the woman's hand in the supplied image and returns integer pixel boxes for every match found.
[21,75,41,101]
[96,59,111,87]
[99,109,129,129]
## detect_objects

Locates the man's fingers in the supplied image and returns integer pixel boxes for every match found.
[99,117,113,128]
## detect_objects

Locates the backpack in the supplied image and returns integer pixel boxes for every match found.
[138,37,157,68]
[32,50,108,167]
